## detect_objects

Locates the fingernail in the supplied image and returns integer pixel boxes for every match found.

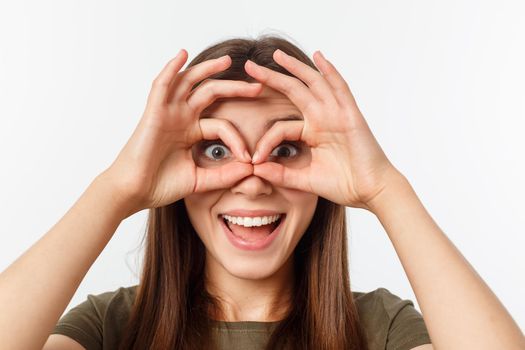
[244,150,251,162]
[318,50,326,59]
[275,49,285,57]
[249,59,263,66]
[251,151,260,164]
[245,60,261,74]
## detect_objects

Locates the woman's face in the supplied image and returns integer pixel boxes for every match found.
[184,85,318,281]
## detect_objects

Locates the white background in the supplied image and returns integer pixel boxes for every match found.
[1,0,524,330]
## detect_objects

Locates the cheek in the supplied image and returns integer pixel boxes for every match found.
[280,190,318,229]
[288,191,318,215]
[183,194,203,218]
[183,191,224,236]
[184,191,221,212]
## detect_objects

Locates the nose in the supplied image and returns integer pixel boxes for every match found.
[230,174,273,198]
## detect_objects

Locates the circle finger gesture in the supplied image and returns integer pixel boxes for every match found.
[246,49,398,210]
[105,50,263,215]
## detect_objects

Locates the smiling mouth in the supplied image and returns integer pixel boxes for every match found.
[220,214,284,242]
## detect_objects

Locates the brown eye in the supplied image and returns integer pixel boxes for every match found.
[269,143,299,159]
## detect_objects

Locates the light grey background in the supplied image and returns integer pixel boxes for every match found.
[1,0,523,329]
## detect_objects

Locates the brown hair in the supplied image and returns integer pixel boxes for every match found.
[118,35,369,350]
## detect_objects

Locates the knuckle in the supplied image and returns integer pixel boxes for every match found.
[216,121,228,135]
[198,78,213,88]
[213,117,230,128]
[311,78,325,90]
[268,123,284,136]
[198,79,219,97]
[279,81,294,94]
[303,100,319,115]
[152,77,168,87]
[272,120,286,128]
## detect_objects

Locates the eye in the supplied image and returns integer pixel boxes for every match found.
[269,142,300,159]
[201,141,232,161]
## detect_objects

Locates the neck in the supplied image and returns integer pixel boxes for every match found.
[204,253,295,322]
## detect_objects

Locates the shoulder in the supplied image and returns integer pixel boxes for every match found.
[51,285,139,349]
[83,284,138,330]
[352,287,432,350]
[352,287,416,318]
[85,284,138,314]
[72,284,138,323]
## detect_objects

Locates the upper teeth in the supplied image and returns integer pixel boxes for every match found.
[222,214,282,227]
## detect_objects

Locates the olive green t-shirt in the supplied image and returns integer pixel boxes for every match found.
[51,285,432,350]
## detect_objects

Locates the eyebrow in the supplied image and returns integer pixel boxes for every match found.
[200,114,303,131]
[264,114,303,129]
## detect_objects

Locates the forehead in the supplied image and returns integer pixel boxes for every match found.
[199,85,303,128]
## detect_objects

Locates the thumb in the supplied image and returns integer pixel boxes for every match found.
[194,162,253,193]
[253,162,312,193]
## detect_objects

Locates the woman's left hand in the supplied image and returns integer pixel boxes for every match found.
[245,49,403,210]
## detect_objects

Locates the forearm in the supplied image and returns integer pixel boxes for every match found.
[367,171,525,350]
[0,173,129,350]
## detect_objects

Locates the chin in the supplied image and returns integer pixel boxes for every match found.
[220,257,281,281]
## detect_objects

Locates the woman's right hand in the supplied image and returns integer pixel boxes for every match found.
[101,49,261,218]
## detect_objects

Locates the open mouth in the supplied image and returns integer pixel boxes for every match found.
[220,214,285,243]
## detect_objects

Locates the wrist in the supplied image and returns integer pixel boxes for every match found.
[92,171,140,220]
[364,168,413,215]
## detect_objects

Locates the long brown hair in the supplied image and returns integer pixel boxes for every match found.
[118,35,369,350]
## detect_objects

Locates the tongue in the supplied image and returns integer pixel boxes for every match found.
[228,222,276,242]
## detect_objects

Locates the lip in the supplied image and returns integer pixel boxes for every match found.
[220,209,284,217]
[219,214,286,251]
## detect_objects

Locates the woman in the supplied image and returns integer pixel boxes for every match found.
[0,36,523,350]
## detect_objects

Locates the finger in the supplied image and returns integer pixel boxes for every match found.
[147,49,189,107]
[187,79,263,116]
[169,55,232,103]
[199,118,251,162]
[194,162,253,192]
[244,60,316,112]
[272,49,338,106]
[312,51,358,109]
[253,162,312,193]
[251,120,304,164]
